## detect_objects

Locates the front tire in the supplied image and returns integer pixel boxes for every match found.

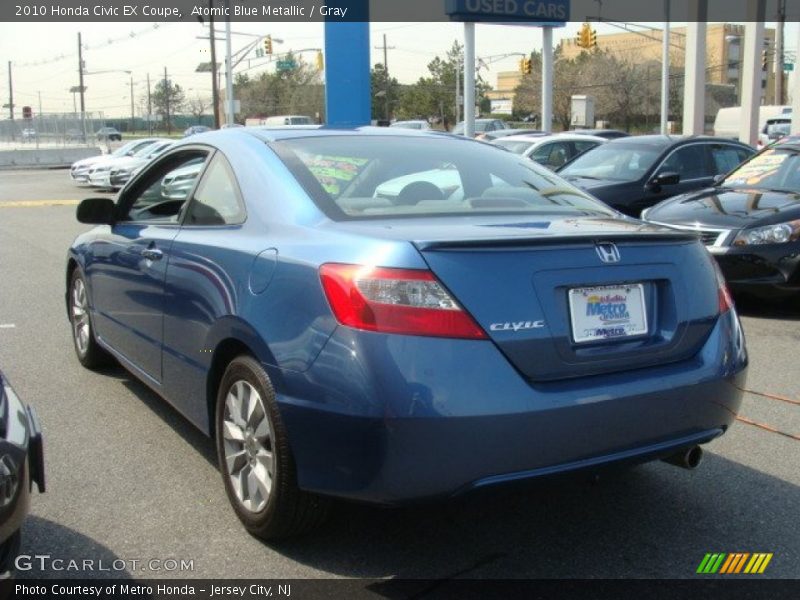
[215,355,329,539]
[68,269,110,369]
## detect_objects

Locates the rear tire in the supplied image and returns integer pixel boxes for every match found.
[215,355,329,539]
[68,269,111,369]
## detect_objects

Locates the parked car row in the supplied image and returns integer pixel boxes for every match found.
[71,138,176,191]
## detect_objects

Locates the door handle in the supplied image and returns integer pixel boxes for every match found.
[142,248,163,261]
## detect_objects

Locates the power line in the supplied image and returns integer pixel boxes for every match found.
[14,24,170,68]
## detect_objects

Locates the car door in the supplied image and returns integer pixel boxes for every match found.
[645,143,715,207]
[87,148,210,383]
[160,152,249,429]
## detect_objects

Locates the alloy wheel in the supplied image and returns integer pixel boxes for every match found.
[222,380,274,513]
[71,278,91,355]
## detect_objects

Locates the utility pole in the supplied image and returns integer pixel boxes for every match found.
[660,1,670,135]
[209,0,220,129]
[775,0,786,105]
[164,67,171,135]
[147,73,152,135]
[36,90,42,149]
[6,61,12,121]
[78,32,86,142]
[374,34,395,121]
[455,61,460,125]
[222,0,234,126]
[129,75,135,134]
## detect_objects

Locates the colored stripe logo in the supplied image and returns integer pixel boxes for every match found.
[697,553,773,574]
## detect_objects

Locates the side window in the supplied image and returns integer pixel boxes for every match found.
[183,154,246,226]
[532,142,571,168]
[573,140,598,154]
[710,145,747,174]
[660,145,710,180]
[530,143,553,164]
[736,148,753,164]
[122,152,208,223]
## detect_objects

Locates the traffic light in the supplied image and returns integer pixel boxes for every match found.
[761,49,769,70]
[576,23,597,49]
[523,58,532,75]
[22,106,32,119]
[316,51,324,71]
[264,35,273,55]
[518,58,525,74]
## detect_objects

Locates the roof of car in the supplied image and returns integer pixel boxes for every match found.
[604,135,748,148]
[496,133,606,144]
[238,125,465,143]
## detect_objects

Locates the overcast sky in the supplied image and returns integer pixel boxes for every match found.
[1,20,798,117]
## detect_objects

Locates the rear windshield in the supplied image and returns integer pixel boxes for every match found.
[272,136,616,220]
[494,139,536,154]
[560,143,662,182]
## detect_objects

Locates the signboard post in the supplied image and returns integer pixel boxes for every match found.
[445,0,568,135]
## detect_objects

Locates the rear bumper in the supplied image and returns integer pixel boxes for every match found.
[272,310,747,504]
[710,242,800,296]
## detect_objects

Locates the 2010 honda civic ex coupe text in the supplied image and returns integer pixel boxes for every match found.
[66,127,748,539]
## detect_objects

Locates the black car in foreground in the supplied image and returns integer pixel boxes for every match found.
[559,135,755,216]
[643,136,800,299]
[0,370,45,576]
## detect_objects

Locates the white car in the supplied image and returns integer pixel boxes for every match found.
[70,138,162,183]
[87,140,173,189]
[492,133,607,170]
[390,120,431,131]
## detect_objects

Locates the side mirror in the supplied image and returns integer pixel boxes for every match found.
[126,150,135,156]
[650,171,680,187]
[76,197,116,225]
[712,174,726,185]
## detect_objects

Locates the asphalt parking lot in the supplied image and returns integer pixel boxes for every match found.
[0,168,798,581]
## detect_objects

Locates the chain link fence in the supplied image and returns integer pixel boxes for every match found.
[0,112,108,149]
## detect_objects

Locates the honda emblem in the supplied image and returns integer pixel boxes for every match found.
[595,242,621,264]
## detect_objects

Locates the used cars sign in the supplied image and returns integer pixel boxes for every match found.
[446,0,570,22]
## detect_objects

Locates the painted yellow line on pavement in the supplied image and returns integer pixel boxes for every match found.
[0,199,80,207]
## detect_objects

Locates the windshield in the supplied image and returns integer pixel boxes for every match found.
[274,136,616,221]
[767,121,791,140]
[112,140,142,157]
[560,143,662,182]
[722,148,800,192]
[494,139,535,155]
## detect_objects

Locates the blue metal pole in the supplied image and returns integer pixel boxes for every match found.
[324,12,370,127]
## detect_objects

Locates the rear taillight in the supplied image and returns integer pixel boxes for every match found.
[711,258,733,314]
[319,263,487,339]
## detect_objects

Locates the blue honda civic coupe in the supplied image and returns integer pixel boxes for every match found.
[66,127,748,539]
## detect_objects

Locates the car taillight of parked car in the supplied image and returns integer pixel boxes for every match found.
[319,263,487,339]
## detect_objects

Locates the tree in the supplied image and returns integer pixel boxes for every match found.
[234,53,324,122]
[371,64,400,121]
[395,41,492,130]
[187,94,211,124]
[151,78,185,131]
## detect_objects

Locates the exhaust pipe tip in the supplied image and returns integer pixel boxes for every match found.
[662,445,703,470]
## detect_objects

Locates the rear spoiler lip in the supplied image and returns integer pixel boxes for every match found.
[413,231,700,251]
